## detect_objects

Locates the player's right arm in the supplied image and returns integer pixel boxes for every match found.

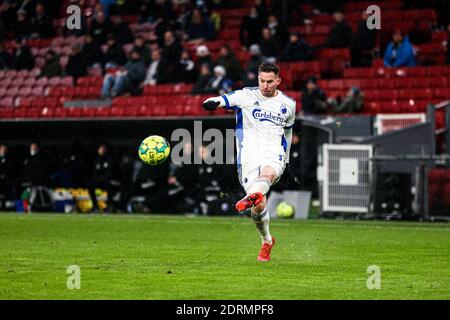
[202,90,247,111]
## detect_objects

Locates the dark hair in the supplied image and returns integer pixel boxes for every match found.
[258,61,280,75]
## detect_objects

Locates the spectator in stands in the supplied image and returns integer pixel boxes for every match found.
[88,143,118,213]
[246,44,265,72]
[175,49,196,83]
[89,10,112,45]
[259,27,280,59]
[111,14,134,46]
[322,10,352,48]
[104,34,127,68]
[301,76,328,115]
[81,34,105,67]
[10,37,34,70]
[0,43,11,69]
[137,1,152,24]
[435,0,450,30]
[186,8,216,44]
[383,29,416,67]
[240,6,264,48]
[266,14,289,48]
[144,48,169,85]
[279,31,313,62]
[133,36,151,66]
[40,50,62,78]
[243,69,258,87]
[65,44,87,82]
[101,49,146,98]
[191,63,213,94]
[328,87,364,114]
[313,0,343,14]
[204,65,233,95]
[0,143,16,211]
[29,2,53,39]
[162,30,182,68]
[214,44,244,82]
[195,45,213,73]
[15,9,30,40]
[350,10,378,67]
[100,0,118,17]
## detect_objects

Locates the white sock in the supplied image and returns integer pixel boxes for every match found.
[247,177,271,196]
[252,208,272,244]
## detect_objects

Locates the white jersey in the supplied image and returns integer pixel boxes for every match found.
[221,87,296,165]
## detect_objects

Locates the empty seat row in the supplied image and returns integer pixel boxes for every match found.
[343,66,450,79]
[318,78,450,90]
[0,104,232,119]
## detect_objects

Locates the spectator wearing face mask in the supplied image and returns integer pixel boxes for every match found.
[246,44,266,72]
[204,65,233,95]
[191,63,213,94]
[240,6,264,48]
[266,14,289,48]
[383,29,416,67]
[195,45,213,73]
[322,10,352,48]
[214,44,245,82]
[279,32,313,62]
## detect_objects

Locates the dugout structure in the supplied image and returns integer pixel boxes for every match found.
[318,102,450,220]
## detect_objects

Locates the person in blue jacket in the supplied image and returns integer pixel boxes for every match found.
[384,29,416,67]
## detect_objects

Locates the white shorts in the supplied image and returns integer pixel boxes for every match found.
[237,160,286,194]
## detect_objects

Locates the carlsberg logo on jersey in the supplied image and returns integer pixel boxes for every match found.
[252,109,285,125]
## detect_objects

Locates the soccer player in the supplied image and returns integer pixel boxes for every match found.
[202,62,296,261]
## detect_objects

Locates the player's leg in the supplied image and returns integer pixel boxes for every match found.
[250,166,279,261]
[248,165,277,243]
[235,165,277,211]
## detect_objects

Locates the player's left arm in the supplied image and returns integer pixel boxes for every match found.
[283,103,296,162]
[202,90,246,111]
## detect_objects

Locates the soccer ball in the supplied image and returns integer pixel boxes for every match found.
[138,135,171,165]
[276,201,295,219]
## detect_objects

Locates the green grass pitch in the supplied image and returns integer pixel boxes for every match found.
[0,213,449,299]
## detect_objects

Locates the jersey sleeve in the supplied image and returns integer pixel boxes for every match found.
[221,90,247,110]
[285,102,296,128]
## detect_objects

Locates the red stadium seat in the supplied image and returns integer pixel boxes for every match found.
[23,77,36,86]
[138,105,153,116]
[93,107,109,118]
[5,86,19,97]
[65,107,82,117]
[123,106,139,117]
[79,107,95,118]
[0,107,13,118]
[12,107,26,118]
[0,97,14,107]
[36,77,48,86]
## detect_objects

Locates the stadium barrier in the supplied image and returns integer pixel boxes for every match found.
[374,113,426,135]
